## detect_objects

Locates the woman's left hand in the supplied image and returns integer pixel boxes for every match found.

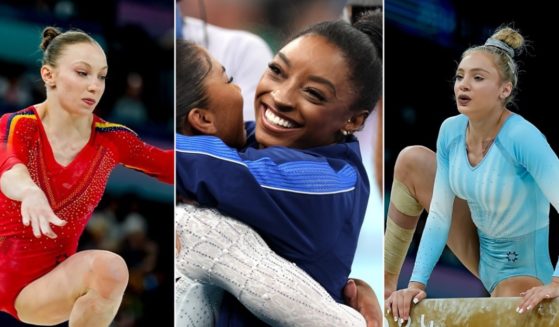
[516,277,559,314]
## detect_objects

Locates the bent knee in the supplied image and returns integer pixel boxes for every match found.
[394,146,435,182]
[90,251,129,296]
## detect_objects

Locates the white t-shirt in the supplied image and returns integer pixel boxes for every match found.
[182,17,273,121]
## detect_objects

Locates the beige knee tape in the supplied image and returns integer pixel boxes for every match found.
[384,217,415,275]
[391,179,423,217]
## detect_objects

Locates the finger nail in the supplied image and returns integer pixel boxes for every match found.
[527,306,532,311]
[398,318,404,326]
[394,316,398,322]
[413,297,419,304]
[387,308,390,314]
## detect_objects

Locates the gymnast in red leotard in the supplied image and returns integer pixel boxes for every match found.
[0,27,172,326]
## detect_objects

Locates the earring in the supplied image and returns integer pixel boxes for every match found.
[341,130,352,136]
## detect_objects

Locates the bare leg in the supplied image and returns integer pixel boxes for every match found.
[447,197,479,277]
[176,204,366,327]
[15,250,129,327]
[385,146,479,295]
[389,146,436,229]
[492,276,543,297]
[385,146,435,296]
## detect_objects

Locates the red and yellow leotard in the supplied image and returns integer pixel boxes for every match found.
[0,106,173,318]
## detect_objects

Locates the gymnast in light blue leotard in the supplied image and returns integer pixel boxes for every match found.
[410,113,559,292]
[386,25,559,324]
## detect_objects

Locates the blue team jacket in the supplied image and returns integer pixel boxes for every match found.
[176,123,370,326]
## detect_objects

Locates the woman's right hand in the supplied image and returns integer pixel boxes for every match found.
[1,163,66,238]
[385,282,427,324]
[20,187,66,238]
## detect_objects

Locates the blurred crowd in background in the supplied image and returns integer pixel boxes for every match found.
[179,0,350,51]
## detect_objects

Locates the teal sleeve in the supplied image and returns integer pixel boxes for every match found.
[410,119,456,285]
[511,123,559,277]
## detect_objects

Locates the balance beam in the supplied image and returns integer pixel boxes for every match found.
[384,297,559,327]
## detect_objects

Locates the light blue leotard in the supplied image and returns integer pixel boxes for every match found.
[411,113,559,292]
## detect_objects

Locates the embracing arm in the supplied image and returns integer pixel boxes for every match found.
[176,204,378,326]
[176,204,366,327]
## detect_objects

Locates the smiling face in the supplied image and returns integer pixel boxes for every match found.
[254,34,356,149]
[42,42,108,115]
[454,51,512,119]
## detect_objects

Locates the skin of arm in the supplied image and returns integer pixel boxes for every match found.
[0,163,66,238]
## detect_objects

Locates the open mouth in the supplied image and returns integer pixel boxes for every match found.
[457,94,471,106]
[263,106,301,129]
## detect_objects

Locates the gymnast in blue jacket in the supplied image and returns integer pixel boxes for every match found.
[176,12,382,327]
